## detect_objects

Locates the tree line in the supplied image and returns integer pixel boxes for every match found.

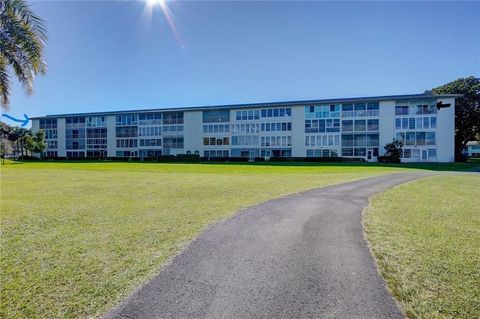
[0,122,45,164]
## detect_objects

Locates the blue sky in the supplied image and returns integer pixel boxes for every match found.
[5,0,480,120]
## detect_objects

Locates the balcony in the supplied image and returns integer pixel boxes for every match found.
[341,110,379,117]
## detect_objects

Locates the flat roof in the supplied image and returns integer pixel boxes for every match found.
[31,93,462,119]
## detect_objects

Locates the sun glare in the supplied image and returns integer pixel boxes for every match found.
[146,0,166,8]
[141,0,185,48]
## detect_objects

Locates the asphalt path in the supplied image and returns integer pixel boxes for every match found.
[105,172,429,319]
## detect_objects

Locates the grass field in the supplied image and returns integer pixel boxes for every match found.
[0,161,477,318]
[364,174,480,319]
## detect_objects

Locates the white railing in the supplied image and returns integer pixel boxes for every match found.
[341,110,379,117]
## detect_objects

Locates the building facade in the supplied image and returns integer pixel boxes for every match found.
[464,141,480,158]
[31,94,459,162]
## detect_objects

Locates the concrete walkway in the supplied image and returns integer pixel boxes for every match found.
[105,172,428,319]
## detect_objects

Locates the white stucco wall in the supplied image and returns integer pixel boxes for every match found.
[57,118,66,157]
[436,98,455,162]
[378,100,395,156]
[184,111,203,155]
[291,105,305,157]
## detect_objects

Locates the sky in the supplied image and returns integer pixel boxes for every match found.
[4,0,480,122]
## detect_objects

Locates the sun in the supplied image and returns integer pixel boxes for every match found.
[146,0,166,8]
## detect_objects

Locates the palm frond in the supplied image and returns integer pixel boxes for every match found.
[0,0,47,110]
[0,54,11,109]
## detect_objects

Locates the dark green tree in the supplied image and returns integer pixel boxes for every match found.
[8,126,29,157]
[25,129,45,158]
[0,121,13,164]
[383,140,403,163]
[426,76,480,160]
[0,0,47,110]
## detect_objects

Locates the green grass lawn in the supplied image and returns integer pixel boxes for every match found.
[364,174,480,319]
[0,161,478,318]
[0,160,401,319]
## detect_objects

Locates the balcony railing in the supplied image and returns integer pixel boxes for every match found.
[341,110,380,117]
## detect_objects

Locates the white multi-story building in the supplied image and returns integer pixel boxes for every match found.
[31,93,459,162]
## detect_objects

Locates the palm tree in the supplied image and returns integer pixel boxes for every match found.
[0,0,47,110]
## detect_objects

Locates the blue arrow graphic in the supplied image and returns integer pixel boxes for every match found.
[1,113,30,127]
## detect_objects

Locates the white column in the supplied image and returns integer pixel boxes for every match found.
[183,111,203,155]
[57,118,66,157]
[436,98,455,162]
[291,105,305,157]
[378,100,395,156]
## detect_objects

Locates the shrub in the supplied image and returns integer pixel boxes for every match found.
[383,140,403,163]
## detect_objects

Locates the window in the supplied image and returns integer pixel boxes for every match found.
[406,132,415,146]
[367,119,379,131]
[231,135,259,146]
[416,104,437,115]
[342,120,353,132]
[45,151,58,158]
[428,149,437,160]
[396,132,405,143]
[354,148,366,157]
[402,118,409,129]
[342,134,354,147]
[163,137,184,149]
[423,117,430,129]
[139,139,162,147]
[116,114,137,126]
[409,118,416,129]
[354,120,366,131]
[86,116,107,127]
[395,105,409,115]
[415,117,422,129]
[326,119,339,132]
[416,132,426,145]
[426,132,435,145]
[367,102,379,110]
[263,122,292,132]
[116,126,137,138]
[366,134,379,147]
[87,128,107,139]
[342,148,353,156]
[139,126,162,136]
[116,150,137,157]
[163,112,183,124]
[430,117,437,128]
[47,140,58,149]
[67,151,85,158]
[138,113,162,125]
[163,125,183,135]
[203,110,230,123]
[261,108,290,118]
[403,149,412,158]
[44,129,58,139]
[40,118,57,129]
[354,103,366,111]
[395,118,401,129]
[116,139,138,148]
[354,134,366,147]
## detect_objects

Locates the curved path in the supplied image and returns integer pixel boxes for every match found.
[105,172,428,319]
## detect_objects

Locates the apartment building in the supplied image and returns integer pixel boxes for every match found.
[31,93,459,162]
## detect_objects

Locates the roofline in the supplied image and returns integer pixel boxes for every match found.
[31,93,462,119]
